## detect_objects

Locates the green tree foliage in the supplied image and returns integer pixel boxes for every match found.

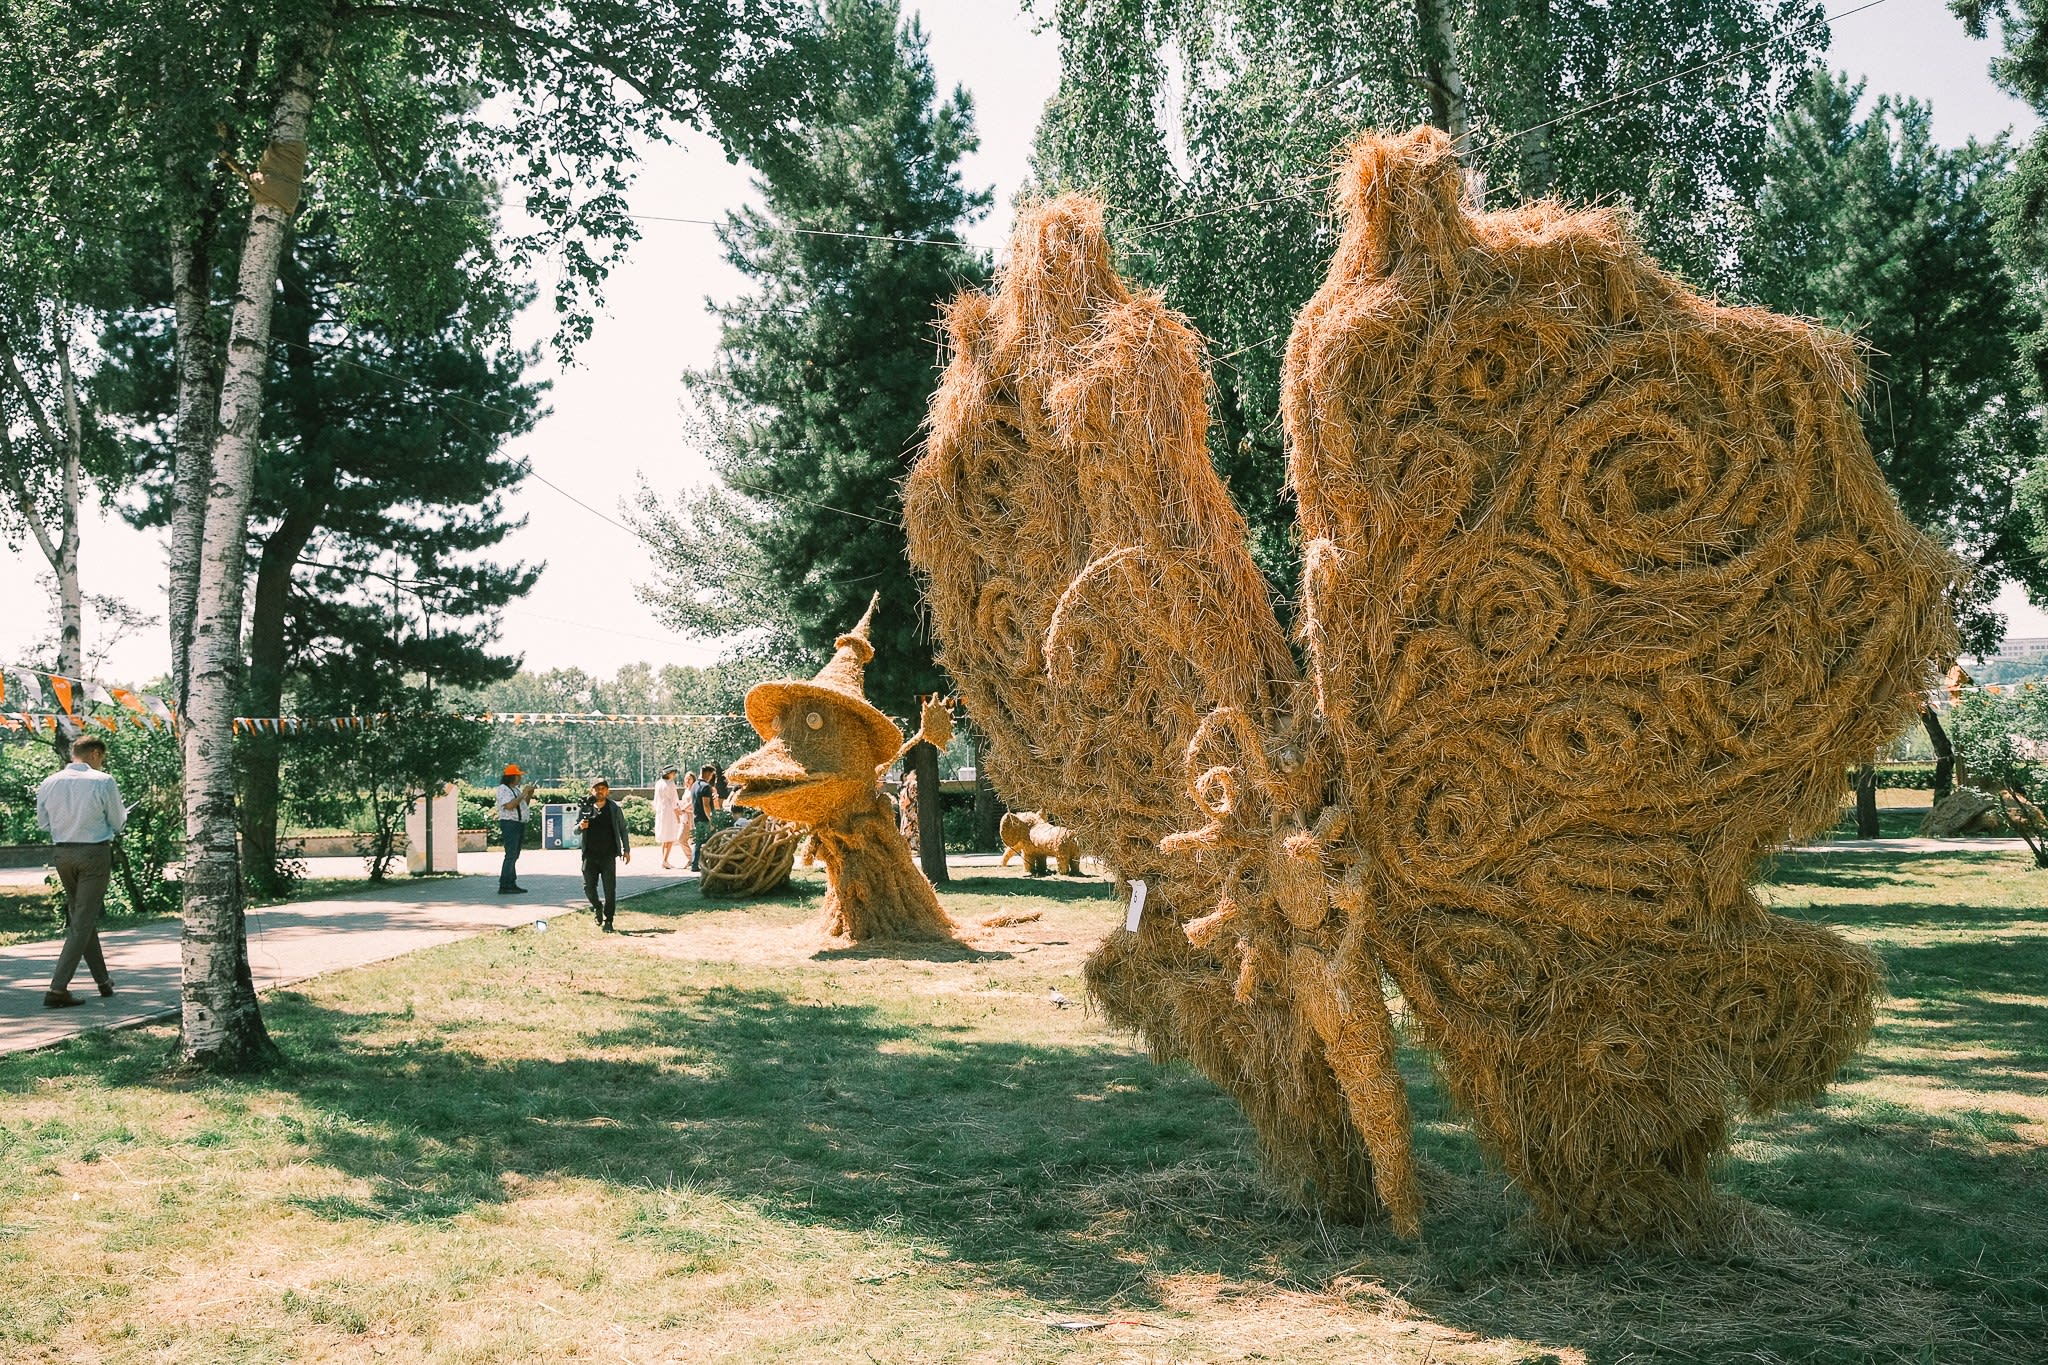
[284,673,487,882]
[99,185,542,891]
[631,0,991,719]
[1949,688,2048,864]
[1740,72,2045,654]
[1031,0,1827,597]
[0,740,58,844]
[463,661,777,787]
[103,725,186,917]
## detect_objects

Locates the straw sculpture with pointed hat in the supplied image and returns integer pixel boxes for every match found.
[903,126,1955,1246]
[727,597,960,942]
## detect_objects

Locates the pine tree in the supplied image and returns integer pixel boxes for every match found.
[1741,72,2044,654]
[632,0,991,873]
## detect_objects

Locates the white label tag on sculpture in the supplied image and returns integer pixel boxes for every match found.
[1125,879,1148,932]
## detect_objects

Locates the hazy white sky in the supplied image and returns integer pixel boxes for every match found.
[5,0,2042,689]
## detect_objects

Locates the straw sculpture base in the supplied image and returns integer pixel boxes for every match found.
[810,793,958,942]
[697,818,804,897]
[999,811,1081,875]
[904,126,1953,1247]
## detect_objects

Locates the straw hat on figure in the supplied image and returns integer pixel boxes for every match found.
[727,596,960,943]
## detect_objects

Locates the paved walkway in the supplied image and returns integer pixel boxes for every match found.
[0,848,696,1057]
[6,828,2022,1058]
[1787,835,2032,854]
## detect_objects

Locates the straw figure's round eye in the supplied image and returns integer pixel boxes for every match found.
[806,711,824,731]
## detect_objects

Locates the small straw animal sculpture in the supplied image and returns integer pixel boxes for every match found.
[696,817,805,897]
[999,811,1082,875]
[904,126,1955,1246]
[727,598,961,943]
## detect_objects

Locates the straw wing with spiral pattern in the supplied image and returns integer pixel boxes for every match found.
[904,126,1957,1247]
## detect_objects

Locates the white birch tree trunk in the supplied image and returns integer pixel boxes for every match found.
[178,25,331,1071]
[168,234,219,712]
[0,317,85,759]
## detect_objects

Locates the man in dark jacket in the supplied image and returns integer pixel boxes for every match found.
[577,778,631,931]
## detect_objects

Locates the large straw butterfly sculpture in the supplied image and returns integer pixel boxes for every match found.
[904,128,1956,1245]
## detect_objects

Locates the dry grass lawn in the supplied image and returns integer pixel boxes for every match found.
[1,852,2042,1362]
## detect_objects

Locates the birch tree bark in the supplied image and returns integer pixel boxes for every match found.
[168,32,260,710]
[167,232,219,712]
[179,24,332,1072]
[0,318,86,759]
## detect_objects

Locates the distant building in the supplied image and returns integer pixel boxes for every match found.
[1974,636,2048,665]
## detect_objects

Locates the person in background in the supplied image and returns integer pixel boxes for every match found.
[653,765,684,869]
[34,734,125,1008]
[688,763,718,871]
[577,778,631,930]
[495,764,534,894]
[678,759,697,852]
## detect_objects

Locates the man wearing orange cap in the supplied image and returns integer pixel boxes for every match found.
[495,764,534,894]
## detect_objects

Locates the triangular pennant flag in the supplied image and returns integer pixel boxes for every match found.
[49,676,74,715]
[95,715,120,732]
[87,681,114,707]
[56,714,81,739]
[7,668,40,708]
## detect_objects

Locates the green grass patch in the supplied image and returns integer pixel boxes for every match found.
[1,854,2043,1361]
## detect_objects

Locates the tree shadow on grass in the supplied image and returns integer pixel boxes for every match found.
[942,873,1116,903]
[174,974,2041,1363]
[1762,848,2027,893]
[625,878,823,919]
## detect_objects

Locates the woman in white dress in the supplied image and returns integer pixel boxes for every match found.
[653,766,685,868]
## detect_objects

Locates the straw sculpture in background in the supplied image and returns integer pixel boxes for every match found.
[727,598,961,943]
[903,126,1955,1246]
[999,811,1082,876]
[697,817,805,897]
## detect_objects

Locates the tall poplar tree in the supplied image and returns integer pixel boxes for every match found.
[1032,0,1827,598]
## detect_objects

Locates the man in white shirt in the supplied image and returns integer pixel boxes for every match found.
[495,764,532,894]
[34,734,126,1008]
